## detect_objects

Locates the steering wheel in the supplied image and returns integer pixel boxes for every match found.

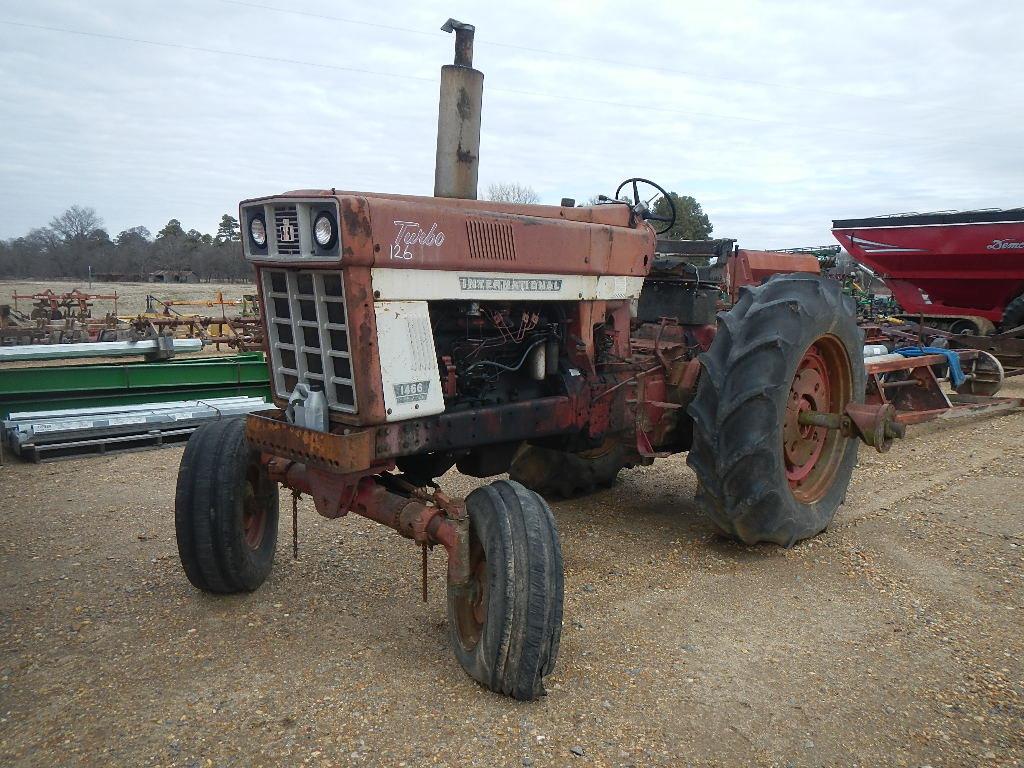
[614,177,676,235]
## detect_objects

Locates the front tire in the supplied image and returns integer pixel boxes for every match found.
[175,418,279,593]
[447,480,563,700]
[686,274,865,546]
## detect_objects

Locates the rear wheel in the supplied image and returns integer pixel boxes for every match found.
[175,418,279,593]
[687,274,865,546]
[948,316,996,336]
[509,439,627,497]
[949,318,980,335]
[447,480,563,700]
[1002,293,1024,332]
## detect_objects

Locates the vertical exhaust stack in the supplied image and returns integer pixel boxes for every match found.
[434,19,483,200]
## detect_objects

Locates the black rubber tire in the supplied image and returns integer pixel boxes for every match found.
[686,274,865,546]
[1002,293,1024,332]
[447,479,563,700]
[948,318,981,335]
[509,441,626,497]
[175,418,279,593]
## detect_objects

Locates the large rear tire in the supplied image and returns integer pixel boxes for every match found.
[686,274,865,546]
[447,480,563,700]
[1002,293,1024,332]
[175,418,279,593]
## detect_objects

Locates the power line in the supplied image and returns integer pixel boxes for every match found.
[219,0,438,40]
[217,0,974,111]
[0,19,1009,151]
[0,20,438,85]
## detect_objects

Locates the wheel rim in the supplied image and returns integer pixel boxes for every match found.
[241,467,267,549]
[958,351,1004,396]
[452,530,487,651]
[949,319,978,335]
[783,335,853,503]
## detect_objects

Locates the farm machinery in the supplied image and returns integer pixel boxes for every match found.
[133,292,264,351]
[174,179,908,699]
[1,288,121,345]
[1,288,263,351]
[170,21,1015,700]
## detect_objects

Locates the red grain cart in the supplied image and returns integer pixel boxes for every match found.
[832,208,1024,334]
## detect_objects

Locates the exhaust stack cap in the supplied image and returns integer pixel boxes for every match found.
[441,18,475,67]
[434,18,482,199]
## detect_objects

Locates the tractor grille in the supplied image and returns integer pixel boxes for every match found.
[274,205,301,256]
[261,268,356,412]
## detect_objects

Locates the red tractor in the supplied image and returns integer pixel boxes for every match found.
[174,178,902,699]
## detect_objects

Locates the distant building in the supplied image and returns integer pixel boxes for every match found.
[95,272,143,282]
[149,269,199,284]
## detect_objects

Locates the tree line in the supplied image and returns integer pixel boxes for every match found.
[0,206,250,281]
[487,183,713,240]
[0,192,713,283]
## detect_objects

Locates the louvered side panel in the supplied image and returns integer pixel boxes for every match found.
[467,218,516,261]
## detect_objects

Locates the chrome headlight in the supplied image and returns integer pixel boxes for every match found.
[313,212,337,249]
[249,215,267,247]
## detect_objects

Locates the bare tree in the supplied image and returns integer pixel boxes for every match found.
[49,205,103,242]
[485,182,540,205]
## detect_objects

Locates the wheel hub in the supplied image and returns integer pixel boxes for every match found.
[241,478,267,549]
[453,532,487,650]
[470,559,488,627]
[783,338,853,503]
[784,347,829,480]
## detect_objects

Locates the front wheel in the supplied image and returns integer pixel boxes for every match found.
[687,274,865,546]
[175,418,279,593]
[447,480,563,700]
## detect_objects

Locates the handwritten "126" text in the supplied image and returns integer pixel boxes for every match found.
[390,220,445,260]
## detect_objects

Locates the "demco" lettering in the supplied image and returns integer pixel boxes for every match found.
[987,239,1024,250]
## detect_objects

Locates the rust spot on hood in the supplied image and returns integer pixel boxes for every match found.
[341,197,372,240]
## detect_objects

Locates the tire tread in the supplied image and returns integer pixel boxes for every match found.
[685,274,864,546]
[448,479,563,700]
[174,418,278,594]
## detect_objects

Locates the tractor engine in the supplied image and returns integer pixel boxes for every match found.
[428,300,565,408]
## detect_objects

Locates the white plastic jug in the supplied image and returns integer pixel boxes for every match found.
[303,382,329,433]
[286,381,329,432]
[286,382,311,428]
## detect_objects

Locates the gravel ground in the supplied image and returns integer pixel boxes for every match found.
[1,382,1022,767]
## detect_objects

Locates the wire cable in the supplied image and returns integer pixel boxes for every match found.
[0,19,1012,151]
[216,0,975,110]
[0,19,438,85]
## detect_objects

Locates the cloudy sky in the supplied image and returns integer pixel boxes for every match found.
[1,0,1021,247]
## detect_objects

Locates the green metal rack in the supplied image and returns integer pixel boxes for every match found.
[0,353,271,418]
